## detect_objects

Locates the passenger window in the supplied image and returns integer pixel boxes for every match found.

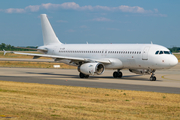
[155,51,159,54]
[159,51,163,54]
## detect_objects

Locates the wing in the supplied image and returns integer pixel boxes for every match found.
[4,51,111,64]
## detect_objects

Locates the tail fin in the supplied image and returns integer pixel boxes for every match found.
[40,14,62,45]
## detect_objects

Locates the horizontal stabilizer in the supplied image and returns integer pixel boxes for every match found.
[15,47,48,52]
[3,49,13,55]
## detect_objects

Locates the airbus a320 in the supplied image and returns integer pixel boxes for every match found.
[4,14,178,81]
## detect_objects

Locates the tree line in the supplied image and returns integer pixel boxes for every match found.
[0,43,37,51]
[0,43,180,52]
[168,47,180,53]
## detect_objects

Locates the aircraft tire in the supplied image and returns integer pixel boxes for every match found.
[150,76,156,81]
[113,72,118,78]
[79,73,89,78]
[118,72,123,78]
[113,71,123,78]
[85,75,89,78]
[79,72,85,78]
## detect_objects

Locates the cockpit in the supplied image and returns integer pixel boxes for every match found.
[155,51,172,55]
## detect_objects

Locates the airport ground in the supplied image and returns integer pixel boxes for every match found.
[0,53,180,119]
[0,64,179,94]
[0,56,179,93]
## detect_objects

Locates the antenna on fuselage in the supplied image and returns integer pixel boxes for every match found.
[86,42,88,44]
[151,41,153,44]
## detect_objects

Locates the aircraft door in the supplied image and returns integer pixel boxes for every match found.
[142,46,150,60]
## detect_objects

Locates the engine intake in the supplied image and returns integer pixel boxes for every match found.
[78,63,104,75]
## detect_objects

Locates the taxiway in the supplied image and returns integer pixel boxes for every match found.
[0,63,179,94]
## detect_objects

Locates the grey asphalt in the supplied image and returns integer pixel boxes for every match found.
[0,63,180,94]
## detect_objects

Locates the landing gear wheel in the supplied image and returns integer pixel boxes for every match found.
[113,71,123,78]
[85,75,89,78]
[79,73,89,78]
[150,76,156,81]
[119,72,122,78]
[79,72,85,78]
[150,70,156,81]
[113,72,119,78]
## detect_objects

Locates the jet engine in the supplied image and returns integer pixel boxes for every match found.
[129,69,151,75]
[78,63,105,75]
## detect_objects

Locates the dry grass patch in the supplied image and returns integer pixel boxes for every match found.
[0,61,76,69]
[174,54,180,62]
[0,81,180,120]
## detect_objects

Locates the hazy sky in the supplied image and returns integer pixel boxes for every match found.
[0,0,179,47]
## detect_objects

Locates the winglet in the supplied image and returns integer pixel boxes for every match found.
[3,49,6,55]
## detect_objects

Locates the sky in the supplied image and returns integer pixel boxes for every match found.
[0,0,179,48]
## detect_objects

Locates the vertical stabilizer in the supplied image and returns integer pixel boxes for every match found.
[41,14,62,45]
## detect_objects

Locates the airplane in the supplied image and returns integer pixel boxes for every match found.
[4,14,178,81]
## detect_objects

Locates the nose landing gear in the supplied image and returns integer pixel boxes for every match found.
[150,70,156,81]
[113,69,123,78]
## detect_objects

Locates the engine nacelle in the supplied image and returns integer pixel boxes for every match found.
[129,69,151,75]
[78,63,105,75]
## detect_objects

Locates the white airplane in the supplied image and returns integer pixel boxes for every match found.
[5,14,178,81]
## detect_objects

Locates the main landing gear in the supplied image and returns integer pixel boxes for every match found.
[113,69,123,78]
[79,72,89,78]
[150,70,156,81]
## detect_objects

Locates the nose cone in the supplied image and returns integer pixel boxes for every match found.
[169,55,178,67]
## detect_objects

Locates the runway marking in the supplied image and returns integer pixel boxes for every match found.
[161,74,180,81]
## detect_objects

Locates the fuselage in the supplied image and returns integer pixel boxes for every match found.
[39,43,178,70]
[7,14,178,80]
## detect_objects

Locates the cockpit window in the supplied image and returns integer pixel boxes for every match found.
[164,51,170,54]
[159,51,163,54]
[155,50,172,55]
[155,51,159,54]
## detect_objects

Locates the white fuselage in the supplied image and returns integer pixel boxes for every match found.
[41,43,178,70]
[9,14,178,80]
